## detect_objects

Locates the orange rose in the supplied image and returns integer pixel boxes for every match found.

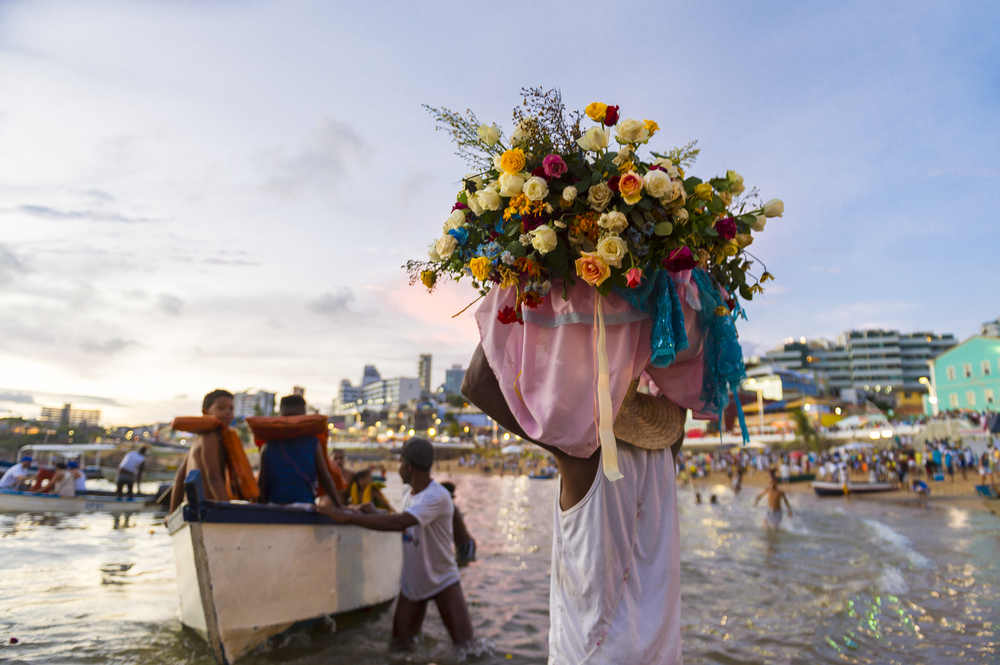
[619,171,644,205]
[574,252,610,287]
[499,148,526,175]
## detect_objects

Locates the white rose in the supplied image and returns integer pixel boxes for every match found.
[576,126,610,152]
[464,173,483,191]
[511,119,531,142]
[615,118,648,144]
[672,208,689,225]
[428,244,441,262]
[730,171,745,195]
[477,123,500,146]
[477,187,501,211]
[596,235,628,268]
[587,181,613,212]
[643,170,672,198]
[763,199,784,218]
[523,176,549,202]
[466,194,484,216]
[435,234,458,260]
[443,209,466,232]
[493,154,504,172]
[660,180,684,205]
[751,214,766,232]
[612,145,634,167]
[719,191,733,208]
[561,185,578,203]
[598,211,628,233]
[530,225,558,255]
[653,157,673,168]
[498,172,525,197]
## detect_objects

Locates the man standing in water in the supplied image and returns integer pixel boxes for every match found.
[319,438,476,652]
[754,476,793,529]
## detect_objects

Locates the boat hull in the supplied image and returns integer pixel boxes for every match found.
[169,472,402,664]
[0,489,155,513]
[812,481,896,497]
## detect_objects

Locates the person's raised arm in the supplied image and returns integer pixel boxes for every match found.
[753,488,767,505]
[318,505,417,531]
[314,442,343,508]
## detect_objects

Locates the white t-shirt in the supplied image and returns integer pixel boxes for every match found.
[549,443,681,664]
[119,451,145,474]
[0,463,31,489]
[400,480,460,601]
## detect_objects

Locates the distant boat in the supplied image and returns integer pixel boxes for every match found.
[0,488,158,513]
[812,481,896,497]
[168,470,402,664]
[787,473,815,483]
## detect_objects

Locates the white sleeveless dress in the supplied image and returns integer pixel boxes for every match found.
[52,472,76,497]
[548,443,681,664]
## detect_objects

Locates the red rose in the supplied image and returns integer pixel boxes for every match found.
[604,105,620,127]
[663,247,698,273]
[608,175,621,192]
[531,166,548,180]
[716,217,737,240]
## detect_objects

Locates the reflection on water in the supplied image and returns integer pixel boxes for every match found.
[0,473,997,664]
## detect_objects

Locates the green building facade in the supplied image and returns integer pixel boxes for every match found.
[925,336,1000,414]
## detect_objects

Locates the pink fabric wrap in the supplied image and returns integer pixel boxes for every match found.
[475,275,712,459]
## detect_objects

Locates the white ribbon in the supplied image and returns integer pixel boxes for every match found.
[596,294,623,482]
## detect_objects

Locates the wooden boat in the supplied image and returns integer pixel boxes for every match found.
[0,488,158,513]
[168,470,402,664]
[812,481,896,497]
[788,473,816,483]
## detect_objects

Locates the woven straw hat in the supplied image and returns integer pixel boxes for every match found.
[613,380,685,450]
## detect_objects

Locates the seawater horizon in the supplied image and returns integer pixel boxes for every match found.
[1,474,998,664]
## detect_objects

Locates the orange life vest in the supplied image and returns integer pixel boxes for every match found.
[172,416,260,501]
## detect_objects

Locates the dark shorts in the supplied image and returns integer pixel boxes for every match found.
[116,470,135,484]
[456,540,476,563]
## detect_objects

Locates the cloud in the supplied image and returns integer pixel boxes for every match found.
[259,118,366,197]
[203,258,260,267]
[11,204,159,224]
[308,288,354,317]
[158,293,183,316]
[80,337,134,355]
[0,391,35,404]
[0,244,27,284]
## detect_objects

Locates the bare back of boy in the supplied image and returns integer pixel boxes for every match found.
[167,391,235,515]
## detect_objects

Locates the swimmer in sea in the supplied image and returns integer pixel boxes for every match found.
[753,477,793,530]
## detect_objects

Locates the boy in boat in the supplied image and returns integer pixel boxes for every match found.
[168,390,237,514]
[753,476,793,529]
[0,456,36,490]
[116,445,147,499]
[319,438,476,652]
[256,394,343,507]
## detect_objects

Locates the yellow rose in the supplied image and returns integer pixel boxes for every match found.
[722,239,740,256]
[420,270,436,289]
[585,102,608,122]
[643,119,659,136]
[694,182,714,201]
[619,171,644,205]
[499,148,526,175]
[574,252,611,287]
[469,256,492,281]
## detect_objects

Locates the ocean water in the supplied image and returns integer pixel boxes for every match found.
[1,474,998,664]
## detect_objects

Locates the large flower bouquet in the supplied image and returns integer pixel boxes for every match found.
[408,88,783,323]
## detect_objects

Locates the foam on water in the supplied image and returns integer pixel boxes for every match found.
[876,566,909,595]
[861,518,932,568]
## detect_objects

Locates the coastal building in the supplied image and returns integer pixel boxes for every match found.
[753,329,956,405]
[360,377,421,407]
[39,404,101,427]
[744,365,817,402]
[442,364,466,397]
[418,354,432,392]
[361,365,381,387]
[339,379,362,406]
[982,316,1000,337]
[925,336,1000,415]
[234,390,276,418]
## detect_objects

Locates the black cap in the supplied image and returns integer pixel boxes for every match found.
[391,437,434,469]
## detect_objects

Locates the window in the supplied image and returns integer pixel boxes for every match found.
[963,363,973,378]
[983,360,992,376]
[950,393,959,408]
[986,389,995,405]
[947,366,956,381]
[967,391,976,406]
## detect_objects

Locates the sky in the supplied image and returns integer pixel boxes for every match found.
[0,1,998,424]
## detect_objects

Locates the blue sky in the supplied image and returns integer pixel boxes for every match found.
[0,1,997,422]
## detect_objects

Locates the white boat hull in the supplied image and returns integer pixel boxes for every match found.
[0,489,155,513]
[168,474,402,664]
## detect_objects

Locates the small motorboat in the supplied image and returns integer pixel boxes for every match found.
[169,470,402,664]
[812,481,896,497]
[0,488,159,513]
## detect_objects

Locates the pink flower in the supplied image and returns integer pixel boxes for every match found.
[626,267,643,288]
[716,217,737,240]
[542,154,568,178]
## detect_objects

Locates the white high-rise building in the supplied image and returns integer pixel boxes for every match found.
[234,390,276,418]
